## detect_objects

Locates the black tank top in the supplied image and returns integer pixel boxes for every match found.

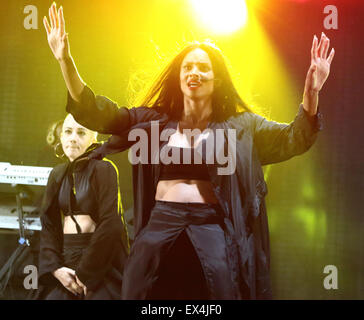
[159,146,210,181]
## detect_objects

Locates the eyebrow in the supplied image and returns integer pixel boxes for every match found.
[63,127,86,131]
[183,62,211,66]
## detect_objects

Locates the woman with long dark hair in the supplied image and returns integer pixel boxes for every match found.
[43,3,334,299]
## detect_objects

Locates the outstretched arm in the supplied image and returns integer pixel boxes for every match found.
[251,33,334,165]
[44,4,164,135]
[44,3,131,134]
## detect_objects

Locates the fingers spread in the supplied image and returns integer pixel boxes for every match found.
[322,33,330,59]
[59,6,65,35]
[312,35,318,61]
[320,33,329,59]
[52,3,59,29]
[317,33,324,57]
[43,16,51,34]
[49,7,55,29]
[327,48,335,64]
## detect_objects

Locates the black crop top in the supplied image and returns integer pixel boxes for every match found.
[58,166,96,216]
[58,161,98,233]
[159,146,210,181]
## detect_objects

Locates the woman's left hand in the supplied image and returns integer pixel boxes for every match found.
[75,275,87,296]
[305,32,335,92]
[303,33,335,115]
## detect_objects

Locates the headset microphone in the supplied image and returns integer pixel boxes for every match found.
[200,78,221,87]
[200,77,219,82]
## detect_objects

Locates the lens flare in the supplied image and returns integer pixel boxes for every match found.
[190,0,248,34]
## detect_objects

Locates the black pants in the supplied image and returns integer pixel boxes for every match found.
[122,200,240,300]
[45,233,122,300]
[150,229,209,299]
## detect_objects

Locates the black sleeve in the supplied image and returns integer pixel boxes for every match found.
[38,170,64,285]
[250,104,323,165]
[75,160,128,290]
[66,85,163,135]
[66,85,131,135]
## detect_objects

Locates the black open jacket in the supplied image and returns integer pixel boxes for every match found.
[67,86,322,299]
[38,146,130,291]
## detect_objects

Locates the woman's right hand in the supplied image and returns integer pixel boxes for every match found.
[52,267,83,296]
[43,3,70,62]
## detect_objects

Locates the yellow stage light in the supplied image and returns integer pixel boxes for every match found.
[190,0,248,34]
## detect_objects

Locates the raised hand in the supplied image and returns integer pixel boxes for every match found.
[305,32,335,94]
[43,3,70,62]
[303,33,335,115]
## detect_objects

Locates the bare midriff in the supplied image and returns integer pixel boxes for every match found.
[63,215,96,234]
[155,179,218,204]
[155,121,219,204]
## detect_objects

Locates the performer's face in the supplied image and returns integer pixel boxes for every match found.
[60,114,96,162]
[180,48,215,101]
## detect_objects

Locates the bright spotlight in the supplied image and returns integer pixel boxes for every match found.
[190,0,248,34]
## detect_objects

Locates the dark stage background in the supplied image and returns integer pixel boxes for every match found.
[0,0,363,299]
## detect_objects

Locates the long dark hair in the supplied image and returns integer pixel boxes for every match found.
[139,41,253,121]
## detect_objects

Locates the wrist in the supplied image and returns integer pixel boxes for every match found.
[304,88,319,97]
[303,88,319,114]
[58,55,72,64]
[302,101,318,116]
